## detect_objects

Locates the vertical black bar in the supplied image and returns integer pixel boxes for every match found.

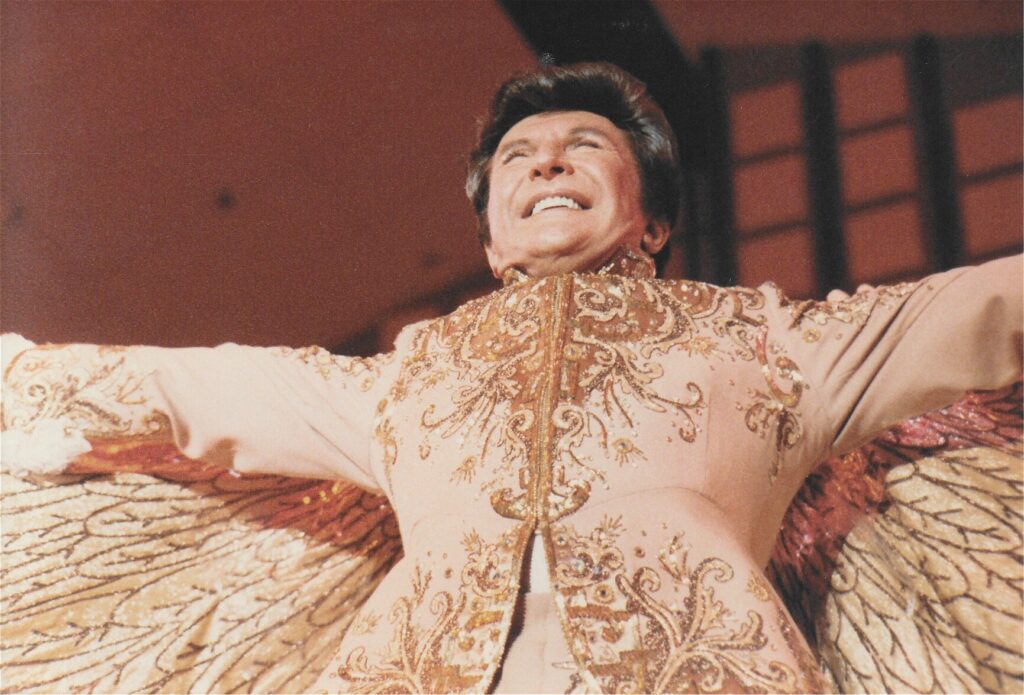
[680,169,704,281]
[799,42,849,294]
[907,34,963,271]
[699,47,738,286]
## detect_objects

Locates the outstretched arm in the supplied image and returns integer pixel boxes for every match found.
[766,254,1022,461]
[2,337,395,492]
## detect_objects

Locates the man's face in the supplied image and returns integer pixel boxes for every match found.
[484,110,668,279]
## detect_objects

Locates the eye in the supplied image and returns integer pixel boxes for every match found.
[571,138,602,150]
[500,149,527,165]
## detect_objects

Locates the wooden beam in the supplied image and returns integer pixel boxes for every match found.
[698,47,738,286]
[799,42,849,293]
[907,34,963,271]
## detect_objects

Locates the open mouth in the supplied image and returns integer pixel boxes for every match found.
[525,194,589,217]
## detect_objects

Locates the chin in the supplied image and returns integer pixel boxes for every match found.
[530,224,597,252]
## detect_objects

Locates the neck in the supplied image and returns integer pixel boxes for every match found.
[500,246,656,286]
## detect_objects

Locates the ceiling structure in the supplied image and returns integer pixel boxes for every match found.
[1,1,1019,350]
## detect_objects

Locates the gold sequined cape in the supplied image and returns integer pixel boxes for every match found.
[2,252,1021,693]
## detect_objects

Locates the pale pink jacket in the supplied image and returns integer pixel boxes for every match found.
[3,253,1020,693]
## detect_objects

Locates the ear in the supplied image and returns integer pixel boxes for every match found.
[640,220,671,255]
[482,242,504,280]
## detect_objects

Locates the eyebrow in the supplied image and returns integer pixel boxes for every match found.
[566,126,613,142]
[496,138,531,158]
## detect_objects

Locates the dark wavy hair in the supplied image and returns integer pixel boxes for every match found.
[466,62,681,271]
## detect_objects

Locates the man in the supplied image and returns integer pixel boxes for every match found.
[2,63,1021,694]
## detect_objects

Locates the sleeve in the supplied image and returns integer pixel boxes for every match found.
[765,254,1022,457]
[1,338,397,492]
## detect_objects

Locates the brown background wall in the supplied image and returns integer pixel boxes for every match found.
[2,1,1020,354]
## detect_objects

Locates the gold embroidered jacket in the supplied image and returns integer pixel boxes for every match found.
[2,252,1020,693]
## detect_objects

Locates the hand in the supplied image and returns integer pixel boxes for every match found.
[2,334,91,476]
[826,284,874,302]
[2,420,91,476]
[2,333,35,375]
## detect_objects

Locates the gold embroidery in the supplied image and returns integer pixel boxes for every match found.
[783,281,920,328]
[611,437,645,465]
[616,558,798,693]
[374,416,399,494]
[553,515,625,590]
[461,530,516,598]
[712,287,767,362]
[532,274,577,525]
[802,328,821,343]
[742,328,806,482]
[390,270,810,538]
[775,607,829,692]
[502,247,656,287]
[329,266,812,691]
[339,564,475,693]
[595,246,657,280]
[571,279,711,442]
[393,283,545,514]
[3,344,168,438]
[747,573,772,602]
[349,611,381,636]
[336,527,525,693]
[552,521,803,694]
[271,345,392,391]
[450,456,477,484]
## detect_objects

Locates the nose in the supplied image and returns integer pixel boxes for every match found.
[529,150,574,180]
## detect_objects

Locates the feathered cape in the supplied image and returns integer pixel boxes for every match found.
[2,382,1019,693]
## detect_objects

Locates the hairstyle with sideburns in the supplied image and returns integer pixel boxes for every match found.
[466,62,682,274]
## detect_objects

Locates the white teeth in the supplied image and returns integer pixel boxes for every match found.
[531,195,582,216]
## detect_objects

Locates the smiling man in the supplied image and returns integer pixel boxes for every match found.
[467,63,681,285]
[482,110,669,279]
[1,63,1022,695]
